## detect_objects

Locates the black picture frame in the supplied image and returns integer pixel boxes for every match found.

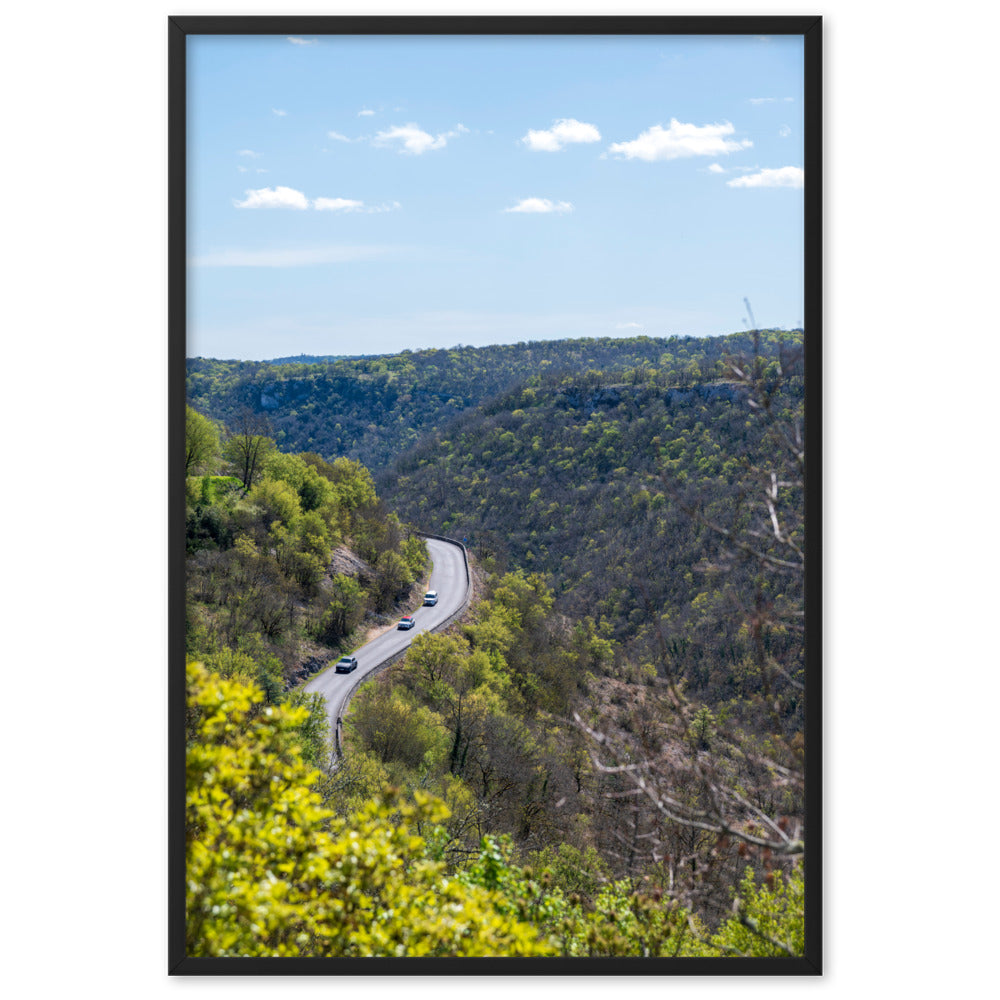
[169,14,822,975]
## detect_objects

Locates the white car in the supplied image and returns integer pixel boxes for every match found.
[423,591,438,606]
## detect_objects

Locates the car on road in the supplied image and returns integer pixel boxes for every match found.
[423,590,438,606]
[334,656,358,673]
[398,615,416,630]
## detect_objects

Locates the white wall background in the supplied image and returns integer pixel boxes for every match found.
[4,0,996,995]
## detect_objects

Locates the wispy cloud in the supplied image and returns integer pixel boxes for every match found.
[616,322,644,330]
[287,37,317,46]
[749,97,776,105]
[313,197,401,213]
[327,131,352,143]
[727,166,804,189]
[708,163,726,174]
[373,122,466,155]
[272,108,288,117]
[608,120,752,161]
[234,186,309,209]
[521,118,601,152]
[779,125,792,137]
[312,197,364,212]
[503,198,573,214]
[190,246,396,268]
[358,108,376,117]
[233,187,400,212]
[237,149,261,158]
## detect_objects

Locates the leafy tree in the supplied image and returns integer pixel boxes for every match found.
[222,409,276,490]
[371,548,412,612]
[316,574,367,645]
[185,405,220,475]
[247,477,302,533]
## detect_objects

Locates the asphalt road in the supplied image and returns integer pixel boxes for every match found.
[304,536,469,739]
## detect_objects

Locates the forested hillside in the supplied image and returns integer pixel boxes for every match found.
[380,331,804,734]
[186,333,777,473]
[184,329,808,959]
[185,407,430,767]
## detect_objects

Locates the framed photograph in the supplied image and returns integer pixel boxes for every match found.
[171,15,821,974]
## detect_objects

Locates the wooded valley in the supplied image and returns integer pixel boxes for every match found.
[185,329,808,959]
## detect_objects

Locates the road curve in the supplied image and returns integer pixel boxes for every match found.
[304,536,470,750]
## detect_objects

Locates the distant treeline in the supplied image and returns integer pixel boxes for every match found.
[186,331,799,473]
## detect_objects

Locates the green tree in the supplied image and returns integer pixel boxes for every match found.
[186,405,220,475]
[317,574,367,645]
[222,409,276,490]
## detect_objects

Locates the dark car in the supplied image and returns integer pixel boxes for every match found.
[398,616,416,630]
[423,591,438,606]
[334,656,358,673]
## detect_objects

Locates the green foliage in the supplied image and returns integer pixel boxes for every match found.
[315,574,367,646]
[709,865,805,957]
[459,836,710,957]
[222,414,276,490]
[186,663,554,957]
[347,684,448,770]
[186,405,221,475]
[687,705,716,751]
[247,476,302,531]
[527,843,611,904]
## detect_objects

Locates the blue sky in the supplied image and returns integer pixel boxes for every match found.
[187,33,804,360]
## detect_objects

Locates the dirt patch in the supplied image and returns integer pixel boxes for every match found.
[325,544,373,582]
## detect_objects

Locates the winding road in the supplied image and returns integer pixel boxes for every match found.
[304,536,470,750]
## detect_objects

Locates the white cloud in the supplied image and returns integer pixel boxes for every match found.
[608,120,752,161]
[255,168,268,174]
[521,118,601,152]
[503,198,573,214]
[287,37,317,46]
[190,246,394,267]
[358,108,376,117]
[236,165,248,173]
[779,125,792,137]
[373,123,464,155]
[312,197,365,212]
[708,163,726,174]
[749,97,776,105]
[726,166,804,189]
[238,149,261,158]
[272,108,288,117]
[327,131,352,143]
[234,186,309,209]
[616,322,643,330]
